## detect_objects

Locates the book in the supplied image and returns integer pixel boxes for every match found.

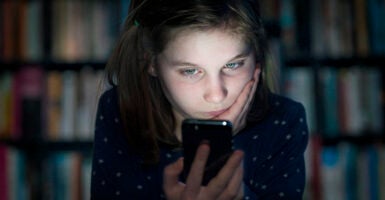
[308,136,323,200]
[18,66,44,139]
[24,0,44,61]
[292,0,311,56]
[310,0,354,57]
[15,0,27,60]
[259,0,280,21]
[75,67,101,140]
[91,1,119,61]
[363,69,383,133]
[0,72,12,138]
[0,145,8,200]
[0,2,3,59]
[280,0,297,57]
[324,0,344,57]
[357,147,370,200]
[60,70,77,140]
[7,148,28,200]
[120,0,132,29]
[43,152,85,200]
[343,143,358,200]
[82,156,92,200]
[367,0,385,55]
[319,67,339,137]
[45,71,63,140]
[2,0,17,61]
[338,0,354,57]
[10,66,44,139]
[283,67,317,133]
[51,1,67,61]
[338,68,364,135]
[353,0,370,56]
[310,0,326,57]
[321,146,346,200]
[378,146,385,200]
[367,146,379,200]
[50,0,119,61]
[265,38,282,93]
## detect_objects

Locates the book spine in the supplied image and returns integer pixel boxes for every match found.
[25,0,44,61]
[319,68,339,137]
[18,66,44,139]
[353,0,369,56]
[284,68,317,133]
[2,0,17,61]
[0,145,8,200]
[0,72,12,138]
[368,146,379,200]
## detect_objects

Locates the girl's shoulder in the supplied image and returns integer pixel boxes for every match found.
[97,86,120,115]
[99,86,118,104]
[237,93,309,156]
[266,93,306,120]
[242,93,308,136]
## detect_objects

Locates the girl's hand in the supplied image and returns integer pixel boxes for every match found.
[215,66,260,134]
[163,144,244,200]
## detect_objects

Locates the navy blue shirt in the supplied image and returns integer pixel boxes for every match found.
[91,88,309,199]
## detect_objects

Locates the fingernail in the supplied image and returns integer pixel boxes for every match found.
[200,139,210,145]
[235,150,245,158]
[178,157,184,165]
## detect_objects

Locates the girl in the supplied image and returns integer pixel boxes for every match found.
[91,0,309,199]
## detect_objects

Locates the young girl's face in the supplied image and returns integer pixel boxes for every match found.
[156,28,260,125]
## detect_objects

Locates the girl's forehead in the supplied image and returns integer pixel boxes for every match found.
[158,28,252,67]
[170,25,245,41]
[164,28,246,52]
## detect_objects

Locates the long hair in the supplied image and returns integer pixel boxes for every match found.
[106,0,269,165]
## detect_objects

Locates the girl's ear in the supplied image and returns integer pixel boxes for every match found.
[148,65,158,77]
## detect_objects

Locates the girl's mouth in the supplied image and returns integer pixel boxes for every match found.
[206,108,228,118]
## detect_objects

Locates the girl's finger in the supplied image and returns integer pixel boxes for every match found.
[183,143,210,198]
[163,158,184,200]
[218,162,244,200]
[206,150,244,198]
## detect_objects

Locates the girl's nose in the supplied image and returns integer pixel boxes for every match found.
[203,77,228,103]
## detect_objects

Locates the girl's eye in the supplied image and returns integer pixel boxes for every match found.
[224,61,244,70]
[180,68,201,77]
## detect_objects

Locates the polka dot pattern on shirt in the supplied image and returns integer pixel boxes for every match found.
[91,88,309,199]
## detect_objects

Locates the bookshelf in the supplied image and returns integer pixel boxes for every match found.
[260,0,385,199]
[1,0,384,200]
[0,0,130,199]
[1,139,93,152]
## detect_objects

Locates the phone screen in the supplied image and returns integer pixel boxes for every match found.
[181,119,233,185]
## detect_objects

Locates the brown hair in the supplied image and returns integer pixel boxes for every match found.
[106,0,269,165]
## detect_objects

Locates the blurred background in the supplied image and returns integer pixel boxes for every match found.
[0,0,384,199]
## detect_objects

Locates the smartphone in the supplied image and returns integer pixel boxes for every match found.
[181,119,233,186]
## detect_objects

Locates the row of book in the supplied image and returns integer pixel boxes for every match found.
[259,0,385,58]
[304,137,385,200]
[0,145,28,200]
[0,145,91,200]
[283,67,383,136]
[0,0,132,62]
[0,66,105,141]
[43,152,92,200]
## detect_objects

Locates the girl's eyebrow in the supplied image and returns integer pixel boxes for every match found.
[228,51,251,62]
[169,48,252,68]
